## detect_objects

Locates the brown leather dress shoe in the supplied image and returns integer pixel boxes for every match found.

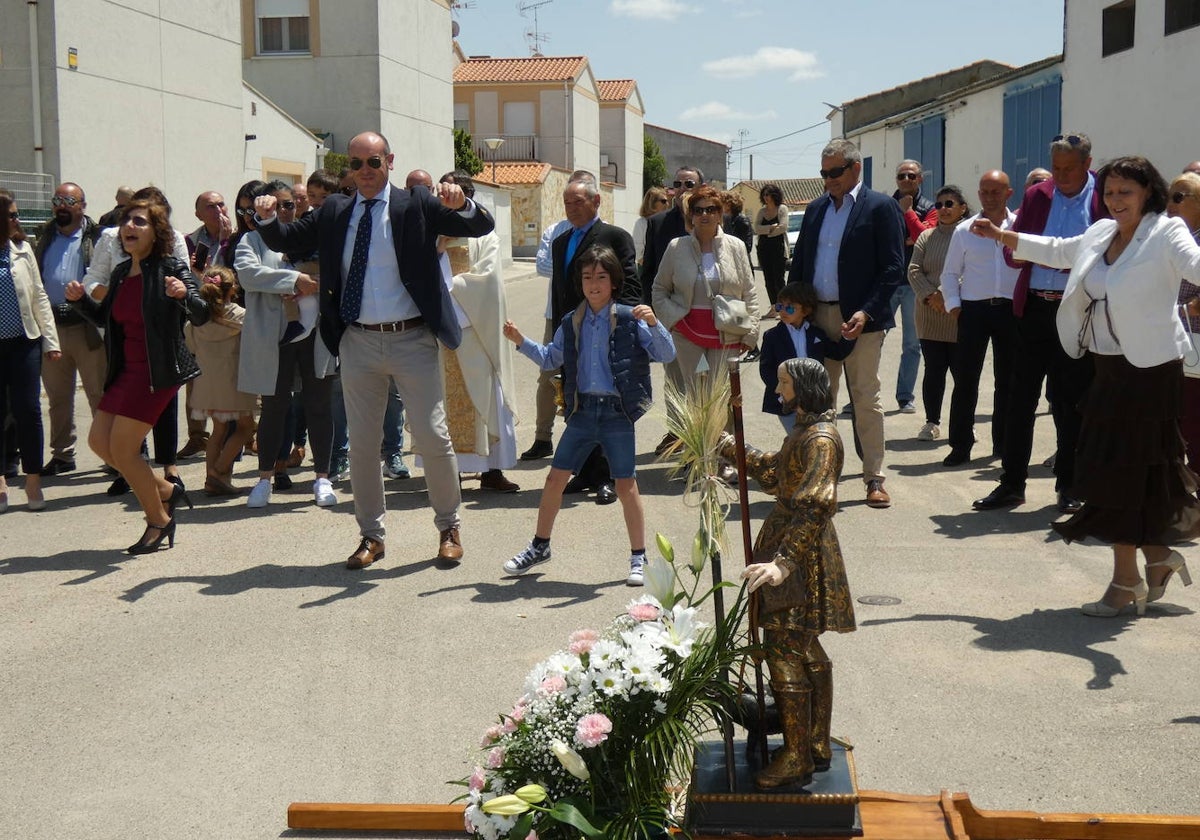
[286,445,306,468]
[865,479,891,509]
[479,470,519,493]
[438,527,464,563]
[346,536,385,569]
[176,437,207,459]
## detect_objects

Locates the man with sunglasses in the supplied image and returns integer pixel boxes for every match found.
[788,139,905,509]
[32,182,104,476]
[254,131,495,570]
[974,132,1105,513]
[891,160,936,416]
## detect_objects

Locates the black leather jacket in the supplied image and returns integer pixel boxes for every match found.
[75,255,210,392]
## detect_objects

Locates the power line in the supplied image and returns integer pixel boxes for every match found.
[739,118,829,152]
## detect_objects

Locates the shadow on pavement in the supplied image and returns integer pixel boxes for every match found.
[862,604,1194,690]
[118,559,444,608]
[419,573,626,609]
[0,549,136,585]
[930,508,1066,539]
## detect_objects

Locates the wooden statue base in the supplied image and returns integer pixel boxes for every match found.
[685,739,861,837]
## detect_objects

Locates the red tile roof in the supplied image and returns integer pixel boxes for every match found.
[475,162,553,186]
[736,178,827,206]
[597,79,636,101]
[454,56,588,84]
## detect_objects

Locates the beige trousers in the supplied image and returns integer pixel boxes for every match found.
[40,321,106,460]
[812,302,886,483]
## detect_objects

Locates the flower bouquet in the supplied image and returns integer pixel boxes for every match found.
[458,537,748,840]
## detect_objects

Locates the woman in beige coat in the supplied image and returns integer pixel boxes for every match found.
[0,190,60,512]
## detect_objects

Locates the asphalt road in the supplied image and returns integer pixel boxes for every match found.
[2,259,1198,839]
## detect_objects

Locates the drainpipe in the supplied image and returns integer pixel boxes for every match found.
[563,80,570,170]
[28,0,44,173]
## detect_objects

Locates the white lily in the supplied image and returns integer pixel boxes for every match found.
[550,739,591,780]
[661,604,706,658]
[643,555,676,605]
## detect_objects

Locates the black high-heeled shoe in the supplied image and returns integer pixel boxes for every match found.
[127,518,176,554]
[163,481,193,518]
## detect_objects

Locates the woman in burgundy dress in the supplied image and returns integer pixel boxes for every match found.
[66,200,209,553]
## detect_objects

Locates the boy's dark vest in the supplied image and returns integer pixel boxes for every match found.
[560,303,652,422]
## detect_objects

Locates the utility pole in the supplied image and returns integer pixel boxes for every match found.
[738,128,749,181]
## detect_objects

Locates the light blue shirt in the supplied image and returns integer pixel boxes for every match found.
[536,218,572,318]
[518,303,676,394]
[812,181,862,302]
[1030,172,1095,292]
[40,227,85,305]
[342,186,420,323]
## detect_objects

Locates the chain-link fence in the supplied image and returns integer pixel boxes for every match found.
[0,169,55,234]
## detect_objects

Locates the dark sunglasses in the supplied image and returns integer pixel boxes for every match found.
[349,156,385,171]
[819,163,854,179]
[1052,134,1085,147]
[279,200,296,210]
[124,216,151,228]
[933,200,960,209]
[673,179,697,189]
[692,205,720,216]
[339,186,355,196]
[7,211,18,220]
[236,207,255,217]
[896,173,920,181]
[51,195,81,207]
[1171,191,1194,204]
[774,303,797,314]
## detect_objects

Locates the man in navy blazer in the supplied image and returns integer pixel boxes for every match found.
[255,131,495,570]
[788,138,905,508]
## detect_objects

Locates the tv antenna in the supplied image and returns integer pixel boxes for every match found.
[518,0,553,56]
[449,1,474,37]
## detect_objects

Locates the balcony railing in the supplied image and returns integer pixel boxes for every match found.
[473,134,537,162]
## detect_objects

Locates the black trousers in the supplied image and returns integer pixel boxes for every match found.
[999,295,1093,491]
[257,332,333,475]
[919,339,955,425]
[948,299,1016,454]
[0,336,43,475]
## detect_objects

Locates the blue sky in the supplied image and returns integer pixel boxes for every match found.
[454,0,1065,182]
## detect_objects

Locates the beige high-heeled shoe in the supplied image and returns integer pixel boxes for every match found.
[1081,579,1148,617]
[1146,551,1193,602]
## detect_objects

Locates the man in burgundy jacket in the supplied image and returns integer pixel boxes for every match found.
[973,132,1107,513]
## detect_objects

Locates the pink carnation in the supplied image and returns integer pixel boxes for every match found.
[568,629,599,655]
[540,675,567,695]
[469,766,486,792]
[525,832,538,840]
[486,746,505,769]
[575,713,613,748]
[628,602,660,622]
[480,724,503,747]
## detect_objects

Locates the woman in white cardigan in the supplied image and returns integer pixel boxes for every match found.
[0,191,60,512]
[652,184,760,384]
[972,156,1200,618]
[233,180,337,511]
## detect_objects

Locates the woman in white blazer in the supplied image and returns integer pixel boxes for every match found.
[972,156,1200,618]
[0,191,60,512]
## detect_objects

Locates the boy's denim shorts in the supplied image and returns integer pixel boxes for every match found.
[551,394,637,478]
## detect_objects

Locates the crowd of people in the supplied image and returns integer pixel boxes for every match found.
[3,128,1199,617]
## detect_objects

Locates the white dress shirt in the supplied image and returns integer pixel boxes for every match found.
[342,186,420,324]
[939,211,1020,309]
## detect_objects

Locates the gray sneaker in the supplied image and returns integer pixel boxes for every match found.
[329,455,350,482]
[504,542,551,576]
[384,453,410,480]
[626,554,645,586]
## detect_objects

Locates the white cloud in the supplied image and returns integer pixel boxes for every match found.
[703,46,823,82]
[610,0,693,20]
[679,101,778,122]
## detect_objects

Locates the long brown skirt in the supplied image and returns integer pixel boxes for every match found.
[1053,353,1200,546]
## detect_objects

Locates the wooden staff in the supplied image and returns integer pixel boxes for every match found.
[728,356,770,767]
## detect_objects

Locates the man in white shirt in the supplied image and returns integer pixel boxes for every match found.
[939,170,1020,466]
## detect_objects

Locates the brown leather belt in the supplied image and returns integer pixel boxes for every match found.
[351,317,425,332]
[1029,289,1064,302]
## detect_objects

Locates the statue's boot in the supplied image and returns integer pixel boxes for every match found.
[808,661,833,772]
[753,682,814,789]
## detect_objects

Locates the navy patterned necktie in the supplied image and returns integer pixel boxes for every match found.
[340,198,378,324]
[0,249,25,339]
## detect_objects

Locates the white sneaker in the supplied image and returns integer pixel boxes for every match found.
[917,422,940,441]
[626,554,645,586]
[247,478,272,508]
[314,477,337,507]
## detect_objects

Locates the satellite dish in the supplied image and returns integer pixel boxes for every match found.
[452,20,460,37]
